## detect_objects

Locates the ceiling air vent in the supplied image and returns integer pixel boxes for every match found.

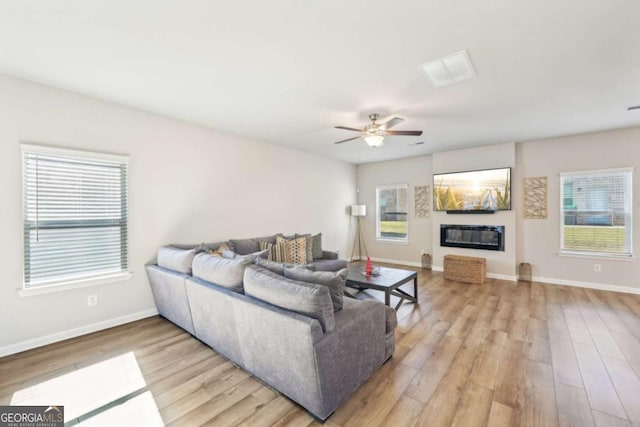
[419,50,476,88]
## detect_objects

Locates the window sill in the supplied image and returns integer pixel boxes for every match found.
[558,252,635,262]
[376,238,409,245]
[18,272,133,297]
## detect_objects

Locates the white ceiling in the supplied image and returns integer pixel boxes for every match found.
[1,1,639,164]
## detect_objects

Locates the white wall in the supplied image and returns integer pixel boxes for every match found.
[355,144,516,276]
[356,129,640,292]
[0,75,356,354]
[516,127,640,290]
[356,156,433,266]
[432,143,517,279]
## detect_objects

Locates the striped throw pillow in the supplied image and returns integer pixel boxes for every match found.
[259,241,288,263]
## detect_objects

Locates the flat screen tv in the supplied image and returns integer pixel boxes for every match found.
[433,167,511,212]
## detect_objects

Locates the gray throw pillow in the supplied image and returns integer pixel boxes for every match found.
[221,250,238,259]
[311,233,323,260]
[284,267,347,312]
[192,253,251,293]
[157,246,195,274]
[244,265,335,333]
[232,249,269,262]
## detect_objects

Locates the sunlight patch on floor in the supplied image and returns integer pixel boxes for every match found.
[76,391,163,427]
[11,352,146,420]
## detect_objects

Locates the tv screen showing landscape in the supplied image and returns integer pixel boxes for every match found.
[433,167,511,211]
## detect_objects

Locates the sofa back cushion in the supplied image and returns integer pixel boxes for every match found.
[157,246,196,274]
[284,267,347,312]
[254,257,286,275]
[230,235,277,255]
[243,265,335,333]
[192,253,251,293]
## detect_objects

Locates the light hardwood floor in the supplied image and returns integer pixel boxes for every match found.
[3,264,640,426]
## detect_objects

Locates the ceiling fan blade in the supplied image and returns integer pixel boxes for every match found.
[378,117,405,130]
[335,126,363,132]
[385,130,423,136]
[334,136,362,144]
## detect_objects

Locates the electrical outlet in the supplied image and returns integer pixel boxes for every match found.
[87,295,98,306]
[593,264,601,273]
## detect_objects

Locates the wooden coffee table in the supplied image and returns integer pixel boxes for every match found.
[345,266,418,310]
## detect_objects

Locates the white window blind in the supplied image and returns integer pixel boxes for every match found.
[22,144,129,288]
[560,168,632,257]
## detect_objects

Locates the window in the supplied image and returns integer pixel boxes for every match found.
[376,184,409,242]
[22,144,129,290]
[560,168,632,257]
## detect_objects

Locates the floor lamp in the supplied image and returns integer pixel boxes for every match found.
[350,205,368,261]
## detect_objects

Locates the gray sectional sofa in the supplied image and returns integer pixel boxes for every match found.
[145,234,396,421]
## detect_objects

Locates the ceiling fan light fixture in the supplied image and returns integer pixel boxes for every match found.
[364,134,384,147]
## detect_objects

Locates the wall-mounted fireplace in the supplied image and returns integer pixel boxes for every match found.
[440,224,505,251]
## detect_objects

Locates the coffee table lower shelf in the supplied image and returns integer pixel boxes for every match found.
[345,266,418,310]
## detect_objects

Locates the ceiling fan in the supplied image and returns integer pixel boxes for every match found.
[334,113,423,147]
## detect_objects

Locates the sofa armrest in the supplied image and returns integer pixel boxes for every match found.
[312,298,387,418]
[321,250,339,260]
[385,305,398,333]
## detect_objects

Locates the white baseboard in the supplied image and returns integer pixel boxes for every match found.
[487,273,518,281]
[433,264,640,294]
[432,266,517,282]
[0,308,159,358]
[368,257,422,268]
[531,276,640,295]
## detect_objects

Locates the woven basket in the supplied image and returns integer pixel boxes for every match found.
[443,255,486,284]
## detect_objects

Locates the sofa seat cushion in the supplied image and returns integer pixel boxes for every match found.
[244,265,335,333]
[311,258,349,272]
[157,246,196,274]
[192,253,251,293]
[284,267,347,312]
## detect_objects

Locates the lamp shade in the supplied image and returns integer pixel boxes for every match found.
[364,135,384,147]
[351,205,366,217]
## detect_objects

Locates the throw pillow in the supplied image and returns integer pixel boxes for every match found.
[208,242,232,257]
[295,234,314,262]
[244,265,335,333]
[276,233,296,240]
[284,267,348,312]
[311,233,323,259]
[234,249,269,262]
[259,241,288,263]
[276,235,307,264]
